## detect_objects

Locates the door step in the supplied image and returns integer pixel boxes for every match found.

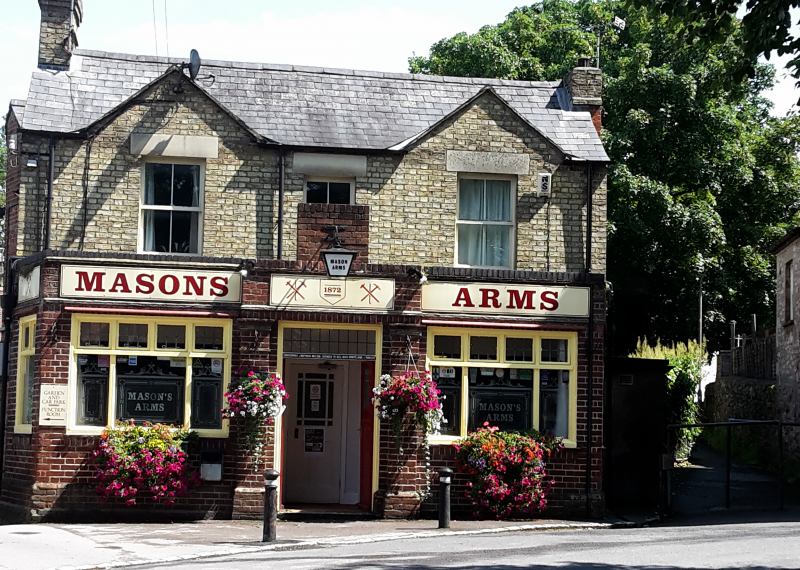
[279,507,377,522]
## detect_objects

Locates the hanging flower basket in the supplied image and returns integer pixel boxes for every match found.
[372,370,444,453]
[91,421,199,506]
[222,368,288,466]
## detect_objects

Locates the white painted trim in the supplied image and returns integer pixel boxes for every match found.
[131,134,219,159]
[293,153,367,177]
[446,151,530,175]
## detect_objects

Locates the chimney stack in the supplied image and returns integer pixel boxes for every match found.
[38,0,82,70]
[565,60,602,135]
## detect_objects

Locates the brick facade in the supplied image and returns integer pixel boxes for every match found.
[3,7,609,522]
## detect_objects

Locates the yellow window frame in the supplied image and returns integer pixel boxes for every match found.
[68,314,232,438]
[426,326,578,448]
[14,315,37,433]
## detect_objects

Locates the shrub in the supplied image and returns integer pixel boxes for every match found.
[630,338,706,458]
[91,421,199,506]
[454,424,562,519]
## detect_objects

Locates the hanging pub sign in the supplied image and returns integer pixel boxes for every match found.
[421,282,589,317]
[60,265,242,303]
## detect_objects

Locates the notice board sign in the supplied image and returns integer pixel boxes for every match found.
[39,384,68,426]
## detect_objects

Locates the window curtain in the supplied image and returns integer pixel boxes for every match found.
[143,210,155,251]
[458,179,511,267]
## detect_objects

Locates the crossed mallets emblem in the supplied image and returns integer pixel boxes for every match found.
[286,280,307,302]
[360,283,381,304]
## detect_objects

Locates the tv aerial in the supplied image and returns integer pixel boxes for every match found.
[173,49,201,93]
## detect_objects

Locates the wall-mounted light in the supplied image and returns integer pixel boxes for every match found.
[321,225,357,278]
[26,158,38,169]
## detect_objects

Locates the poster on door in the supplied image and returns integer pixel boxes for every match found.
[305,428,324,453]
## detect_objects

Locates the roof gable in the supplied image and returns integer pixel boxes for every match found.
[17,49,609,162]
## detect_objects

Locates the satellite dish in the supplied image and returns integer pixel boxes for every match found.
[188,49,201,80]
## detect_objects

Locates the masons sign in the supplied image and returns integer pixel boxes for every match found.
[119,380,183,424]
[60,265,242,303]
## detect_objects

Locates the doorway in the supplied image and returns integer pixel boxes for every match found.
[282,361,361,504]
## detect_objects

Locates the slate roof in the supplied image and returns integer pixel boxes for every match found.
[15,49,609,162]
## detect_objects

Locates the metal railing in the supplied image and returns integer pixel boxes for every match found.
[662,419,800,515]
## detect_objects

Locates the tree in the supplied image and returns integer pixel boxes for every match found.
[409,0,800,353]
[629,0,800,86]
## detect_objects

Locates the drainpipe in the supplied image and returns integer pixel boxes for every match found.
[585,163,593,272]
[585,162,594,517]
[0,256,22,483]
[277,149,285,260]
[44,135,55,251]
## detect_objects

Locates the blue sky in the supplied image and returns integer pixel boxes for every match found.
[1,1,797,116]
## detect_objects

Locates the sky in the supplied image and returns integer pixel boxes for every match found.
[1,0,798,117]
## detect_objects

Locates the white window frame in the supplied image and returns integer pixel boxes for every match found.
[426,327,578,448]
[454,173,517,269]
[14,315,37,434]
[138,158,205,255]
[303,176,356,205]
[67,314,232,438]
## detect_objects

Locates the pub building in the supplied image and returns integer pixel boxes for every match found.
[1,1,608,520]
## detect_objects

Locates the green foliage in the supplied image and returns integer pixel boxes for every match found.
[631,338,705,456]
[409,1,800,353]
[629,0,800,87]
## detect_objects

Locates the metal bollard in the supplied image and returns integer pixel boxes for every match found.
[438,467,453,529]
[262,469,280,542]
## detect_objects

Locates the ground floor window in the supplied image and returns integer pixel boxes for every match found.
[15,316,37,433]
[70,315,231,437]
[427,327,577,446]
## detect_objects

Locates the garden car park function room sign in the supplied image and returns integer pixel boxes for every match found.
[60,266,242,303]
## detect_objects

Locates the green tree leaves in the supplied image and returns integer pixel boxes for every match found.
[409,0,800,352]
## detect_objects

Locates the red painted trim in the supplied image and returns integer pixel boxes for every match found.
[421,319,584,331]
[63,306,236,317]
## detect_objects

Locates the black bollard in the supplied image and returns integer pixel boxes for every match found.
[438,467,453,529]
[263,469,280,542]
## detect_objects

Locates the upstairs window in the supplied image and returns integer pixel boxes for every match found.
[305,178,354,205]
[456,176,515,268]
[141,162,203,254]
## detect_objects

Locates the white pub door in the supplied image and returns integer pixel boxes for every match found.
[283,363,360,504]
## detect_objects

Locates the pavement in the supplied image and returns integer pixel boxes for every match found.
[3,441,798,570]
[0,517,621,570]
